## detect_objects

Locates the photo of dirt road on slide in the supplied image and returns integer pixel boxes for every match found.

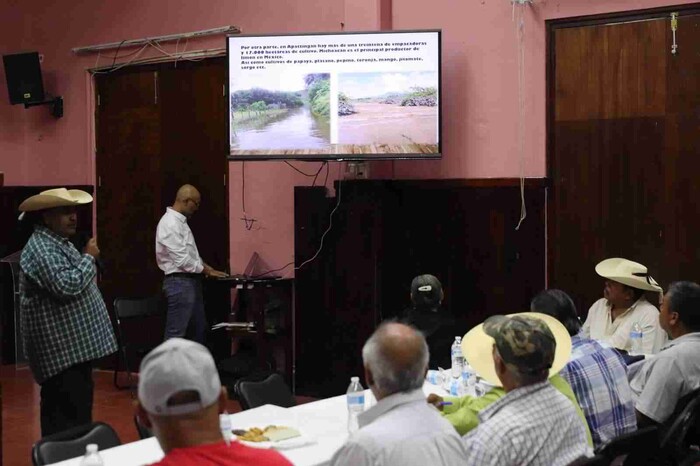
[230,72,331,153]
[337,71,438,152]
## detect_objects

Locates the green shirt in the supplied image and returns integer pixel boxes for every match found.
[440,374,593,447]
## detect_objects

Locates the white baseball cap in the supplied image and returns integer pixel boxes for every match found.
[138,338,222,416]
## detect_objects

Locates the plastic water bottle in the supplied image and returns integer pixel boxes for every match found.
[346,376,365,433]
[220,413,233,445]
[80,444,104,466]
[451,336,464,378]
[461,363,476,396]
[630,322,643,355]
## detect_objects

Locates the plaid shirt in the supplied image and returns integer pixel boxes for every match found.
[560,336,637,449]
[19,226,117,383]
[463,380,591,466]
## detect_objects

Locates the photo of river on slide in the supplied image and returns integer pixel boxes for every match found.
[230,73,331,152]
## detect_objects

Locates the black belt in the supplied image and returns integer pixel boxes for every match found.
[165,272,201,279]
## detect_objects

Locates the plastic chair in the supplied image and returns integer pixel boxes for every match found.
[234,373,296,410]
[113,295,163,390]
[32,421,121,466]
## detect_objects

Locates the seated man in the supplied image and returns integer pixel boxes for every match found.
[631,281,700,426]
[462,314,591,465]
[330,322,465,466]
[136,338,291,466]
[582,258,666,354]
[402,274,456,369]
[428,313,593,447]
[531,289,637,449]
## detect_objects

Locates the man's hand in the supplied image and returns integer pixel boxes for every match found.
[84,237,100,259]
[203,264,228,278]
[427,393,445,411]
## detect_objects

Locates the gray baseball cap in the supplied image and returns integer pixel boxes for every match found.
[138,338,221,416]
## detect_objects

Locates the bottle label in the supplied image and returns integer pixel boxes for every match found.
[347,394,365,406]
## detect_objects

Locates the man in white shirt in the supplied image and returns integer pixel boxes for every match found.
[630,281,700,427]
[330,322,465,466]
[156,185,227,344]
[581,258,666,354]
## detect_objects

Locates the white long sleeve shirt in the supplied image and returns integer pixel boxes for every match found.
[155,207,204,275]
[330,389,466,466]
[581,296,666,354]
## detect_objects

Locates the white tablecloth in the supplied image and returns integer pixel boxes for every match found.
[48,381,449,466]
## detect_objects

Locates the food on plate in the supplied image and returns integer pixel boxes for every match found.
[234,425,301,443]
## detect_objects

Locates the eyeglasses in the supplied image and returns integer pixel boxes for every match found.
[187,198,201,208]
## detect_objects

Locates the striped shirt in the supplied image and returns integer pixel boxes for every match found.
[560,336,637,449]
[463,380,592,466]
[19,226,117,383]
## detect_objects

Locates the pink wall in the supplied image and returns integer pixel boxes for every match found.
[0,0,695,273]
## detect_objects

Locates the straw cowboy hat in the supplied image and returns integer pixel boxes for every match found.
[18,188,93,212]
[461,312,572,387]
[595,258,662,292]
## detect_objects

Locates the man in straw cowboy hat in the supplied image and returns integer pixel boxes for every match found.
[459,313,591,465]
[18,188,117,436]
[581,258,666,354]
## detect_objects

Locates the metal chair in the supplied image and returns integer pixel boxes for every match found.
[32,421,121,465]
[234,373,296,410]
[113,295,163,390]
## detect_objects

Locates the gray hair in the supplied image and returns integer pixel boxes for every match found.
[362,322,429,396]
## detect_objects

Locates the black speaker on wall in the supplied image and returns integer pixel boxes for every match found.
[2,52,45,105]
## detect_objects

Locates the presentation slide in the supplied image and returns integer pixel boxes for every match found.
[228,31,441,159]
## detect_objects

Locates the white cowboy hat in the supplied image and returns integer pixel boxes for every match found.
[18,188,93,212]
[461,312,572,387]
[595,258,662,292]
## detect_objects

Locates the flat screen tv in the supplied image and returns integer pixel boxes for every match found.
[227,30,441,161]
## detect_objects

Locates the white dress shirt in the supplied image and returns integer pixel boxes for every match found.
[463,380,592,466]
[581,296,666,354]
[329,389,466,466]
[630,332,700,423]
[155,207,204,275]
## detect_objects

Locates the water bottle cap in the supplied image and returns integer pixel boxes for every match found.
[86,444,98,453]
[351,376,359,382]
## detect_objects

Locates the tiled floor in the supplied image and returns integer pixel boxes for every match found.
[0,365,247,466]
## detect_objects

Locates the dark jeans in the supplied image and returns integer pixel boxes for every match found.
[163,276,206,344]
[40,360,94,437]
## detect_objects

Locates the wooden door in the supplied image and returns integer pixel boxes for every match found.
[548,7,700,315]
[95,58,229,315]
[95,68,163,304]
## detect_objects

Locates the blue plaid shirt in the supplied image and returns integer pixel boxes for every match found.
[560,335,637,449]
[19,226,117,383]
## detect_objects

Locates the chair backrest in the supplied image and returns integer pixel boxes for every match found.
[114,295,162,320]
[597,425,659,460]
[235,373,296,410]
[32,422,121,466]
[567,454,610,466]
[134,415,153,440]
[660,387,700,454]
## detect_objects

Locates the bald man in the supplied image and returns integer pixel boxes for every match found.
[330,322,466,466]
[156,184,227,344]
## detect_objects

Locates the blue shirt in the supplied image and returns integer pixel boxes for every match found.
[19,226,117,383]
[560,335,637,448]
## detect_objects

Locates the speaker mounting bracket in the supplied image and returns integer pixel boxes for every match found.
[24,96,63,118]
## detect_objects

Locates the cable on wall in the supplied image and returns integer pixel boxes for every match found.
[513,0,530,230]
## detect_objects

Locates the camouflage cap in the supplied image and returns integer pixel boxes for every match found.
[483,314,556,375]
